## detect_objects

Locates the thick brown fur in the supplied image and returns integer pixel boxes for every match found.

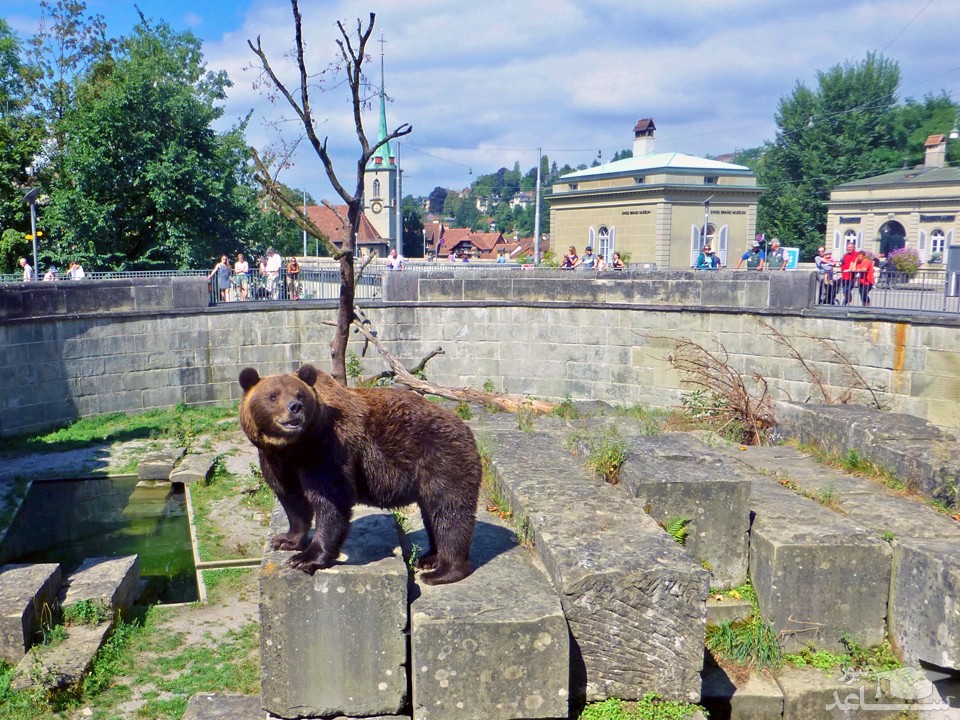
[238,364,482,585]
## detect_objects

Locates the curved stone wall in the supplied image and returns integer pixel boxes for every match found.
[2,273,959,438]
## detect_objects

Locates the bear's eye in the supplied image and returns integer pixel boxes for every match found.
[269,393,278,403]
[295,391,304,401]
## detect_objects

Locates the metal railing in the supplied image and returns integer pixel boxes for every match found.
[209,267,382,305]
[814,269,960,314]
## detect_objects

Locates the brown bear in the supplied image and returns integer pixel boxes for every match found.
[238,364,482,585]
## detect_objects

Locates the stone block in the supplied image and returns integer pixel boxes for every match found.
[182,693,264,720]
[60,555,141,614]
[747,479,891,652]
[617,433,751,588]
[260,505,408,719]
[10,620,112,691]
[409,510,569,720]
[475,417,709,702]
[700,661,783,720]
[0,563,63,662]
[170,453,217,486]
[889,537,960,670]
[137,447,185,481]
[707,597,755,627]
[776,665,903,719]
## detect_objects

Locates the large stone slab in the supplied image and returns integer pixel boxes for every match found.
[0,563,62,662]
[10,620,111,691]
[474,419,710,702]
[60,555,141,614]
[747,479,891,652]
[617,433,751,588]
[889,537,960,670]
[137,447,185,481]
[259,505,408,719]
[776,665,904,719]
[700,660,783,720]
[170,453,217,486]
[409,508,569,720]
[774,401,960,504]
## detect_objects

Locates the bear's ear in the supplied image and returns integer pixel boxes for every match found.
[239,367,261,392]
[297,364,318,387]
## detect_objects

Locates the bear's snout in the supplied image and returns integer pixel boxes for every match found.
[288,399,303,415]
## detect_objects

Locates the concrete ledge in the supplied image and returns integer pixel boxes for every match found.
[707,597,755,627]
[10,620,111,691]
[475,417,709,702]
[618,433,751,588]
[259,505,408,719]
[138,447,186,481]
[408,509,569,720]
[747,479,891,652]
[0,563,62,662]
[701,661,783,720]
[170,453,218,486]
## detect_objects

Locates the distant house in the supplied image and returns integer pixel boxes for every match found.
[423,221,506,259]
[825,135,960,263]
[509,191,535,210]
[549,117,762,269]
[304,205,389,258]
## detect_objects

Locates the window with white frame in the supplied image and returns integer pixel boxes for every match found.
[931,229,946,258]
[597,226,611,261]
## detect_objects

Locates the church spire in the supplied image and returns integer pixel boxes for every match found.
[370,34,392,167]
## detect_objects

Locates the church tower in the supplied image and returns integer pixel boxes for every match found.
[364,42,397,245]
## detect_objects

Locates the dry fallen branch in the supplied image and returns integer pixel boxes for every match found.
[348,317,557,414]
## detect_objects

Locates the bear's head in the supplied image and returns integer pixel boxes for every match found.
[238,364,322,449]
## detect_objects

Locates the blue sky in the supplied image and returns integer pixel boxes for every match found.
[7,0,960,200]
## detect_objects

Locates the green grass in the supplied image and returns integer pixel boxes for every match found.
[551,394,580,420]
[784,634,901,677]
[568,428,627,485]
[611,404,671,436]
[0,403,239,457]
[201,568,256,604]
[579,694,705,719]
[706,614,782,670]
[63,599,110,626]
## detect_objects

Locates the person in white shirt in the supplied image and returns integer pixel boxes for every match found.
[265,247,282,299]
[19,257,35,281]
[67,261,86,280]
[386,248,405,270]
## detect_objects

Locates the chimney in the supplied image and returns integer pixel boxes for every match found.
[924,134,946,168]
[633,118,657,156]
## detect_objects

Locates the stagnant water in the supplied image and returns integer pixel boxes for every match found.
[4,476,198,604]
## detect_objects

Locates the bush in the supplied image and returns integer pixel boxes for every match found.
[889,247,921,276]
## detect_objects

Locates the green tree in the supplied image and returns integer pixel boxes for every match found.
[0,19,44,269]
[757,52,901,259]
[891,92,960,167]
[45,15,254,269]
[401,195,424,257]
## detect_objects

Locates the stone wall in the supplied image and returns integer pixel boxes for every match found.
[2,272,960,437]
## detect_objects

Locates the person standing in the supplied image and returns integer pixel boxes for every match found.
[766,239,788,271]
[208,255,232,302]
[67,261,86,280]
[234,253,249,301]
[695,245,721,270]
[386,248,405,270]
[853,248,875,307]
[19,257,36,281]
[611,252,625,270]
[735,241,765,270]
[580,246,597,270]
[562,246,579,269]
[839,242,859,305]
[286,256,301,299]
[265,247,282,299]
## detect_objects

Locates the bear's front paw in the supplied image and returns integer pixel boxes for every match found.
[271,532,308,551]
[288,550,336,574]
[414,551,439,570]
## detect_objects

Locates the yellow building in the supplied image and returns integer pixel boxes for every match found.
[825,135,960,262]
[548,119,763,268]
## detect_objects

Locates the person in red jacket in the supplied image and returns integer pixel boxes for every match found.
[839,242,859,305]
[852,248,875,306]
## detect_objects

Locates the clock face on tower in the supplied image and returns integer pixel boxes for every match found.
[371,200,383,214]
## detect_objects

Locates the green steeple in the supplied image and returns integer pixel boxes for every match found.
[369,49,391,168]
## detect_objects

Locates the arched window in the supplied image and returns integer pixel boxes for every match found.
[597,226,611,261]
[702,224,716,248]
[844,229,858,245]
[372,179,381,198]
[931,229,946,258]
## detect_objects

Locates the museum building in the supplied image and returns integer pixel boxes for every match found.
[825,135,960,262]
[548,119,764,269]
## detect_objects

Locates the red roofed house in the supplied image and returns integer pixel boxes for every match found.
[423,221,506,259]
[304,205,389,258]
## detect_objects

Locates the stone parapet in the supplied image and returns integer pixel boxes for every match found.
[474,416,710,702]
[259,505,408,719]
[0,563,62,663]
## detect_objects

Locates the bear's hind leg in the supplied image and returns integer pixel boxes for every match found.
[413,511,439,570]
[417,497,478,585]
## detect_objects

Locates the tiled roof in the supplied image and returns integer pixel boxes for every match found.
[560,152,751,181]
[836,165,960,188]
[303,205,384,246]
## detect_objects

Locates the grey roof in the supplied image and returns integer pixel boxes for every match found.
[560,152,752,181]
[837,165,960,188]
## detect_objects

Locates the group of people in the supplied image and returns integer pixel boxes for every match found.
[815,242,878,306]
[18,257,85,282]
[208,248,302,302]
[561,245,626,271]
[730,238,789,271]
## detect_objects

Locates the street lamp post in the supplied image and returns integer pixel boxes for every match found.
[22,187,41,279]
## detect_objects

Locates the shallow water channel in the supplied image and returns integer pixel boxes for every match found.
[4,476,198,603]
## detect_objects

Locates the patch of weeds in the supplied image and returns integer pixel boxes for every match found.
[773,472,844,513]
[579,693,705,719]
[483,379,496,393]
[515,515,533,547]
[706,615,782,670]
[714,581,758,610]
[516,402,536,432]
[393,509,411,533]
[661,517,690,546]
[880,530,896,544]
[346,351,363,384]
[202,568,254,603]
[843,633,901,675]
[612,404,670,436]
[784,646,850,671]
[583,429,627,485]
[815,482,843,512]
[64,599,110,626]
[551,394,579,421]
[454,402,473,421]
[407,543,421,570]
